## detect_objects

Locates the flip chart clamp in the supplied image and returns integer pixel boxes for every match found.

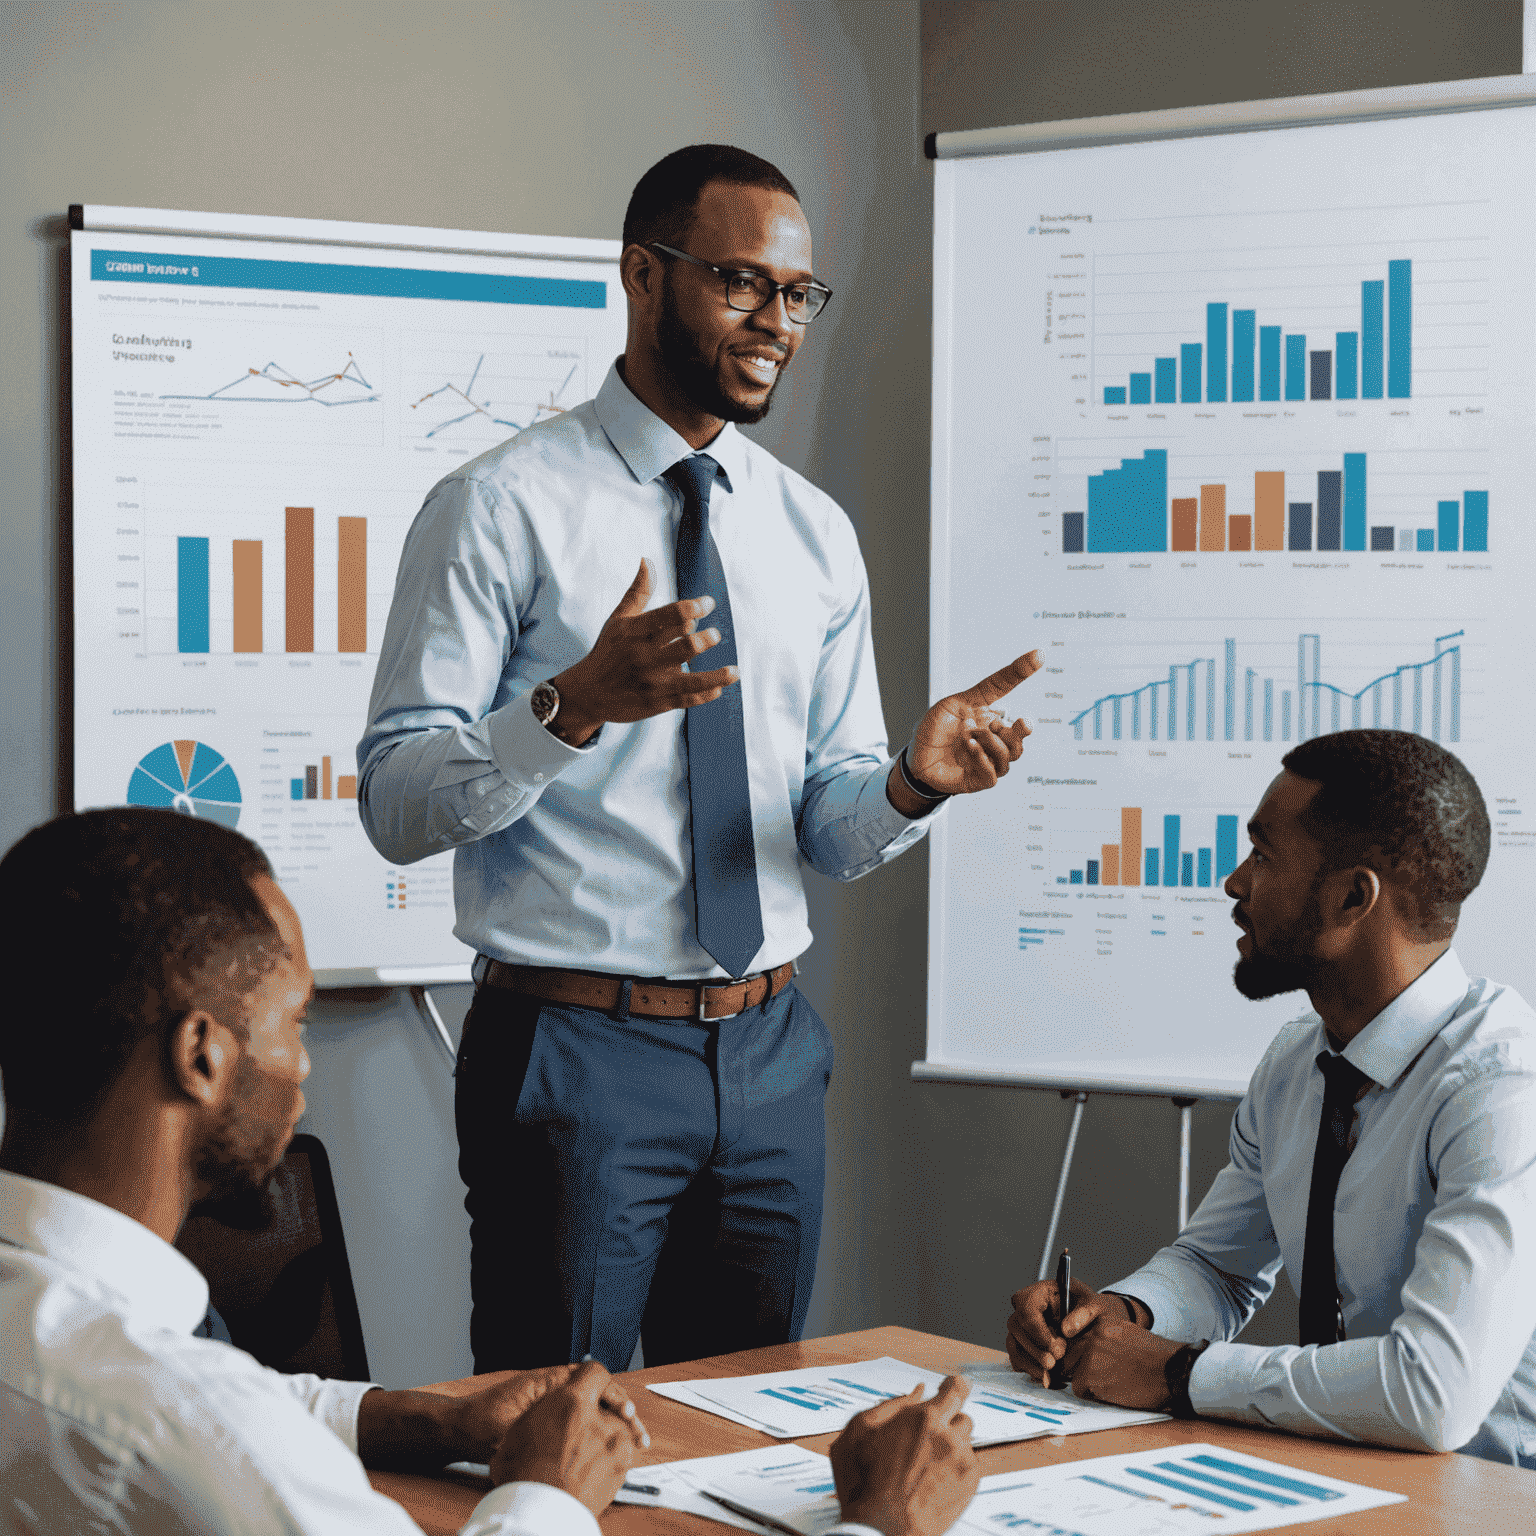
[1035,1091,1200,1281]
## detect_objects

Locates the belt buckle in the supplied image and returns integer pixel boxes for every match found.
[699,976,746,1022]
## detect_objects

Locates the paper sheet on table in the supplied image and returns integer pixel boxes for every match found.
[652,1356,1167,1445]
[956,1445,1406,1534]
[614,1444,834,1532]
[647,1378,791,1432]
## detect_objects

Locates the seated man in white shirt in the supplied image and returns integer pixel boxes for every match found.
[0,807,980,1536]
[1004,730,1536,1467]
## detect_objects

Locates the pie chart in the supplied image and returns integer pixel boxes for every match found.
[126,740,242,829]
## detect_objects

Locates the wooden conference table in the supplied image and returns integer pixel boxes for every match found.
[370,1325,1535,1535]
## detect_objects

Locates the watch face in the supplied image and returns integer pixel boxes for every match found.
[531,680,559,724]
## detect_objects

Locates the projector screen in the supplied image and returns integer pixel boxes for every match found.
[920,77,1536,1099]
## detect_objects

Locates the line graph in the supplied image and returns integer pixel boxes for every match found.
[161,353,379,407]
[409,354,576,438]
[401,340,588,449]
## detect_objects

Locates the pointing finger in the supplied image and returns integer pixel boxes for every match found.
[928,1375,972,1420]
[957,650,1043,707]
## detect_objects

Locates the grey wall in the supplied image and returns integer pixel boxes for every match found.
[3,0,1524,1388]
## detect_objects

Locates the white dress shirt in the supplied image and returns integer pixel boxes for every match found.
[1110,950,1536,1465]
[357,362,934,979]
[0,1171,599,1535]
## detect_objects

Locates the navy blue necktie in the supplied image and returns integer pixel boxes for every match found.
[666,454,764,978]
[1298,1050,1373,1346]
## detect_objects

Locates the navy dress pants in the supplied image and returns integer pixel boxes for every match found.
[454,978,832,1373]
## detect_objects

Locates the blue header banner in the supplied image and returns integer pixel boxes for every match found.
[91,249,607,309]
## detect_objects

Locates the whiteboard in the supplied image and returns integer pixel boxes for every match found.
[920,77,1536,1099]
[69,207,627,986]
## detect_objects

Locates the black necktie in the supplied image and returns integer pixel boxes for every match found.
[666,454,764,978]
[1298,1050,1374,1346]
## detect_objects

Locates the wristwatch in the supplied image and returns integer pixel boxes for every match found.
[530,679,561,729]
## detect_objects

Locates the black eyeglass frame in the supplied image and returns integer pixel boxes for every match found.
[647,242,834,323]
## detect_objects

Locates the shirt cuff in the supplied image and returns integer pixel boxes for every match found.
[460,1481,602,1536]
[486,691,594,789]
[317,1379,384,1454]
[829,1525,886,1536]
[1184,1340,1266,1420]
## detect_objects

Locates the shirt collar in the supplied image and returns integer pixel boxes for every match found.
[593,359,747,494]
[1339,948,1472,1088]
[0,1168,209,1333]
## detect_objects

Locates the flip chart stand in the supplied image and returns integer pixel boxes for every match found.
[1034,1091,1199,1281]
[411,985,457,1066]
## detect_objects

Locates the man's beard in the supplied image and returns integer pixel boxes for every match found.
[190,1051,297,1230]
[656,271,781,425]
[1232,886,1325,1001]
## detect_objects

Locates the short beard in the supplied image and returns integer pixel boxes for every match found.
[655,269,780,425]
[190,1052,292,1230]
[1232,876,1326,1000]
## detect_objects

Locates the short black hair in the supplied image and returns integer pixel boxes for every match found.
[1280,730,1489,941]
[0,808,279,1127]
[622,144,800,251]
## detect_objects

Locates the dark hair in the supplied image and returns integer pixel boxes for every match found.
[622,144,800,251]
[1280,730,1489,941]
[0,808,279,1126]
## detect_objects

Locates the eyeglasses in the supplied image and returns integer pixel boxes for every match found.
[648,242,833,324]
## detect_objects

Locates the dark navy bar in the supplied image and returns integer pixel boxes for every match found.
[92,248,607,309]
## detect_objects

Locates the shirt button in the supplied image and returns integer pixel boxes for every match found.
[534,772,544,783]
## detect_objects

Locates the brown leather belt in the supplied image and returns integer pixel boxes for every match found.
[478,959,797,1021]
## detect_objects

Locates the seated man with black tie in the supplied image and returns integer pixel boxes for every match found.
[1004,730,1536,1467]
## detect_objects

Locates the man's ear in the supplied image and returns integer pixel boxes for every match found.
[619,242,662,306]
[167,1010,239,1106]
[1332,864,1383,930]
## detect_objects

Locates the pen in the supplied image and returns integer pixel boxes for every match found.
[1053,1247,1071,1390]
[701,1489,812,1536]
[622,1481,661,1496]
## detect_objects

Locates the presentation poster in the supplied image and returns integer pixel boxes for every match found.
[71,228,627,981]
[930,103,1536,1091]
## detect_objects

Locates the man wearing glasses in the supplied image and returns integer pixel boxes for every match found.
[360,145,1038,1375]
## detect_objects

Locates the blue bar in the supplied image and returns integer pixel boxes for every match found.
[1062,511,1084,553]
[1162,815,1180,889]
[291,779,305,800]
[1216,815,1239,880]
[1361,280,1384,397]
[1288,502,1312,550]
[1154,357,1177,403]
[1343,453,1367,550]
[1197,848,1212,887]
[1180,343,1202,403]
[1127,1468,1254,1513]
[1145,848,1160,885]
[1223,638,1236,741]
[93,247,607,309]
[1284,335,1306,400]
[1416,528,1434,552]
[1103,386,1127,404]
[1206,303,1227,402]
[1181,852,1195,887]
[1464,491,1488,551]
[1187,1454,1342,1502]
[1336,332,1358,399]
[1087,450,1168,552]
[1086,860,1100,885]
[177,536,210,653]
[1129,372,1152,404]
[1069,869,1084,885]
[1231,310,1255,401]
[1438,500,1460,551]
[1388,259,1411,397]
[1259,327,1281,400]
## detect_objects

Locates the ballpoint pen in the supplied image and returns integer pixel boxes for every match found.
[1053,1246,1071,1388]
[701,1489,815,1536]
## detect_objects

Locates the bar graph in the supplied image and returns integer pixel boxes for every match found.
[290,751,357,802]
[1069,628,1464,745]
[1099,259,1412,406]
[1063,447,1488,555]
[1049,807,1243,894]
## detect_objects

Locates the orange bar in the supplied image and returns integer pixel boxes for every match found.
[1121,807,1142,886]
[286,507,314,652]
[1254,471,1285,550]
[232,540,262,652]
[1171,498,1198,551]
[1198,485,1226,551]
[337,774,357,799]
[338,516,367,653]
[322,755,333,800]
[1100,844,1120,886]
[1229,514,1253,551]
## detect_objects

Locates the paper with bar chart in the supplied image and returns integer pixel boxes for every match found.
[929,99,1536,1092]
[71,225,625,979]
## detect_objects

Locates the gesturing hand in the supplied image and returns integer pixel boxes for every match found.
[907,652,1042,797]
[830,1376,980,1536]
[451,1362,648,1463]
[1006,1278,1129,1388]
[488,1360,636,1516]
[550,558,738,746]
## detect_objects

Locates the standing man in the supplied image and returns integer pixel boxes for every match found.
[359,144,1039,1373]
[1004,731,1536,1467]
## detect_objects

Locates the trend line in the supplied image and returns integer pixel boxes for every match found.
[409,354,580,439]
[161,352,380,406]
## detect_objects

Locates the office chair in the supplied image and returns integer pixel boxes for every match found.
[177,1132,371,1381]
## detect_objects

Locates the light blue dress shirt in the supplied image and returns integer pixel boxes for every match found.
[358,363,934,978]
[1111,950,1536,1465]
